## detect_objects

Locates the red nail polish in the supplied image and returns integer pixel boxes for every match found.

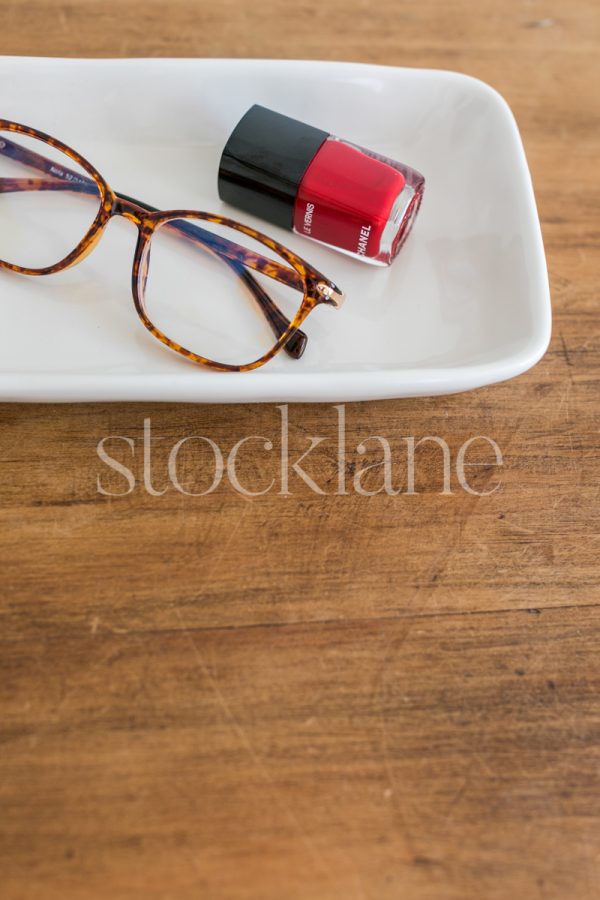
[218,105,424,266]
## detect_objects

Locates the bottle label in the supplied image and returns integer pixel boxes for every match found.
[302,202,315,236]
[356,225,372,256]
[299,199,374,257]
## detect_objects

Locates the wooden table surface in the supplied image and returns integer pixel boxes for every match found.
[1,1,599,898]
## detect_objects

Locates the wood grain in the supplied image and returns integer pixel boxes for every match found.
[0,2,599,898]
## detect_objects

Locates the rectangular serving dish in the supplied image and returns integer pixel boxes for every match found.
[0,57,551,402]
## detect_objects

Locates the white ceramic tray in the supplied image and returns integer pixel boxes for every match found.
[0,57,551,402]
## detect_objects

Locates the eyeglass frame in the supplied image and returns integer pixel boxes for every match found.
[0,119,346,372]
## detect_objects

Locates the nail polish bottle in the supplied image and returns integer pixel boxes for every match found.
[218,104,424,266]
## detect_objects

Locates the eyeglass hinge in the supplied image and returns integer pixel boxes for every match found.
[316,281,346,310]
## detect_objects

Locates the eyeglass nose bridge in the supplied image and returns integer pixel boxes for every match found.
[111,193,152,228]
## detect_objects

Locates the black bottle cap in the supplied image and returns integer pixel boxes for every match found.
[218,104,329,231]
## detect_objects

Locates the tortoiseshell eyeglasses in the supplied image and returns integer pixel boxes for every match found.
[0,120,345,371]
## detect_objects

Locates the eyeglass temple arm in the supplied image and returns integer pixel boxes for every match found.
[0,137,308,359]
